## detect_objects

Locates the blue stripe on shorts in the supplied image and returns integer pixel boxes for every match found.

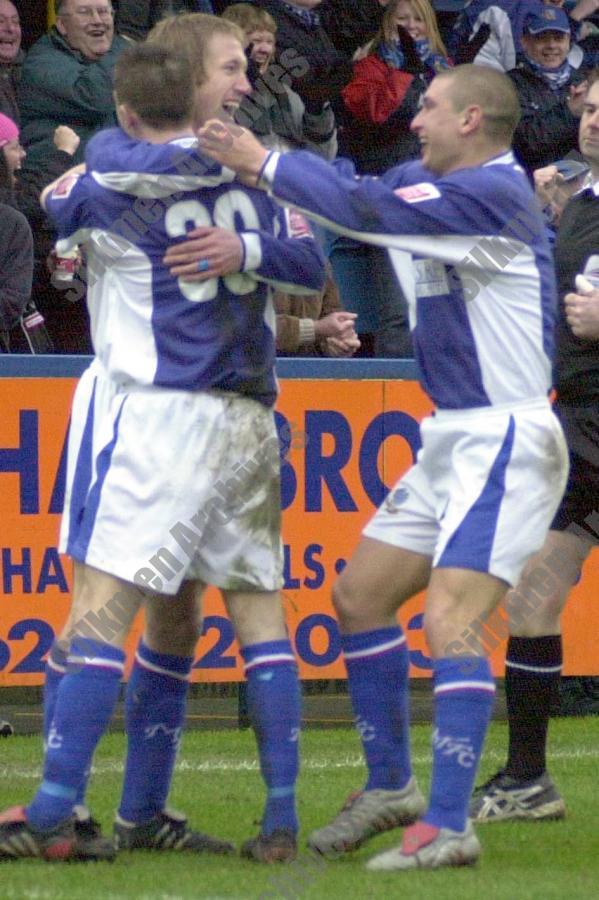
[66,377,97,558]
[437,415,515,573]
[68,397,127,562]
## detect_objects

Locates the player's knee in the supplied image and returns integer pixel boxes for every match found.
[423,608,441,655]
[423,597,464,657]
[332,574,364,628]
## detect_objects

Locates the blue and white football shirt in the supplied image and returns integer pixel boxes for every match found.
[261,150,557,410]
[45,128,325,406]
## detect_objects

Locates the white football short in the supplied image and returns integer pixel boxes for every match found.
[60,360,283,595]
[364,398,569,586]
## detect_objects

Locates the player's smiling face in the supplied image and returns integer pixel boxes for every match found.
[194,33,252,128]
[410,76,465,175]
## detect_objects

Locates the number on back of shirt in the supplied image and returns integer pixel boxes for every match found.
[165,190,261,302]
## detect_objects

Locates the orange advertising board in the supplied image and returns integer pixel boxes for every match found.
[0,366,597,684]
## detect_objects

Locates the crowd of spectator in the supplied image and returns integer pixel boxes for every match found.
[2,0,599,356]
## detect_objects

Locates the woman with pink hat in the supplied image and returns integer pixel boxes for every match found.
[0,111,85,352]
[0,110,24,187]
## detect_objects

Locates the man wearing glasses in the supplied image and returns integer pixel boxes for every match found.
[0,0,22,123]
[17,1,128,168]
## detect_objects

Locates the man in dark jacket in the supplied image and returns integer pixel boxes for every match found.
[114,0,214,41]
[319,0,384,59]
[17,0,128,168]
[256,0,352,109]
[0,0,22,122]
[508,5,588,175]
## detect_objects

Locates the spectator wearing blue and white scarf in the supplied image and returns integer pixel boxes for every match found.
[280,0,321,28]
[341,0,451,175]
[369,0,450,68]
[522,5,575,86]
[508,5,589,176]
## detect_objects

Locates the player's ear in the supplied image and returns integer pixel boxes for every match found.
[115,102,137,135]
[462,104,483,134]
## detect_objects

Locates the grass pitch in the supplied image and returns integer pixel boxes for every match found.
[0,717,598,899]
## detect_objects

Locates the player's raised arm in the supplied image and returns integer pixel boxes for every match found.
[195,125,498,265]
[248,206,326,294]
[197,65,534,267]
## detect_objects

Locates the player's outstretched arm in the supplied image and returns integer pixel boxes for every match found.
[163,199,326,293]
[163,218,326,294]
[248,206,326,294]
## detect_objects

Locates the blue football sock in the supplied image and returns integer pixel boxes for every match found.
[27,638,124,830]
[43,640,68,742]
[43,641,91,808]
[241,640,300,835]
[118,641,192,824]
[342,627,411,791]
[424,656,496,832]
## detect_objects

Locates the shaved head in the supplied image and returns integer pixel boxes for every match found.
[436,64,521,144]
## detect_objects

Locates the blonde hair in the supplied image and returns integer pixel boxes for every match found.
[222,3,276,36]
[373,0,447,59]
[146,13,245,85]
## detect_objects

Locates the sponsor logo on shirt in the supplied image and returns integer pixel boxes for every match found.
[394,183,441,203]
[288,208,313,239]
[52,174,79,199]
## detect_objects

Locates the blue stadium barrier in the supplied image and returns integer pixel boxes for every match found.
[0,356,419,380]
